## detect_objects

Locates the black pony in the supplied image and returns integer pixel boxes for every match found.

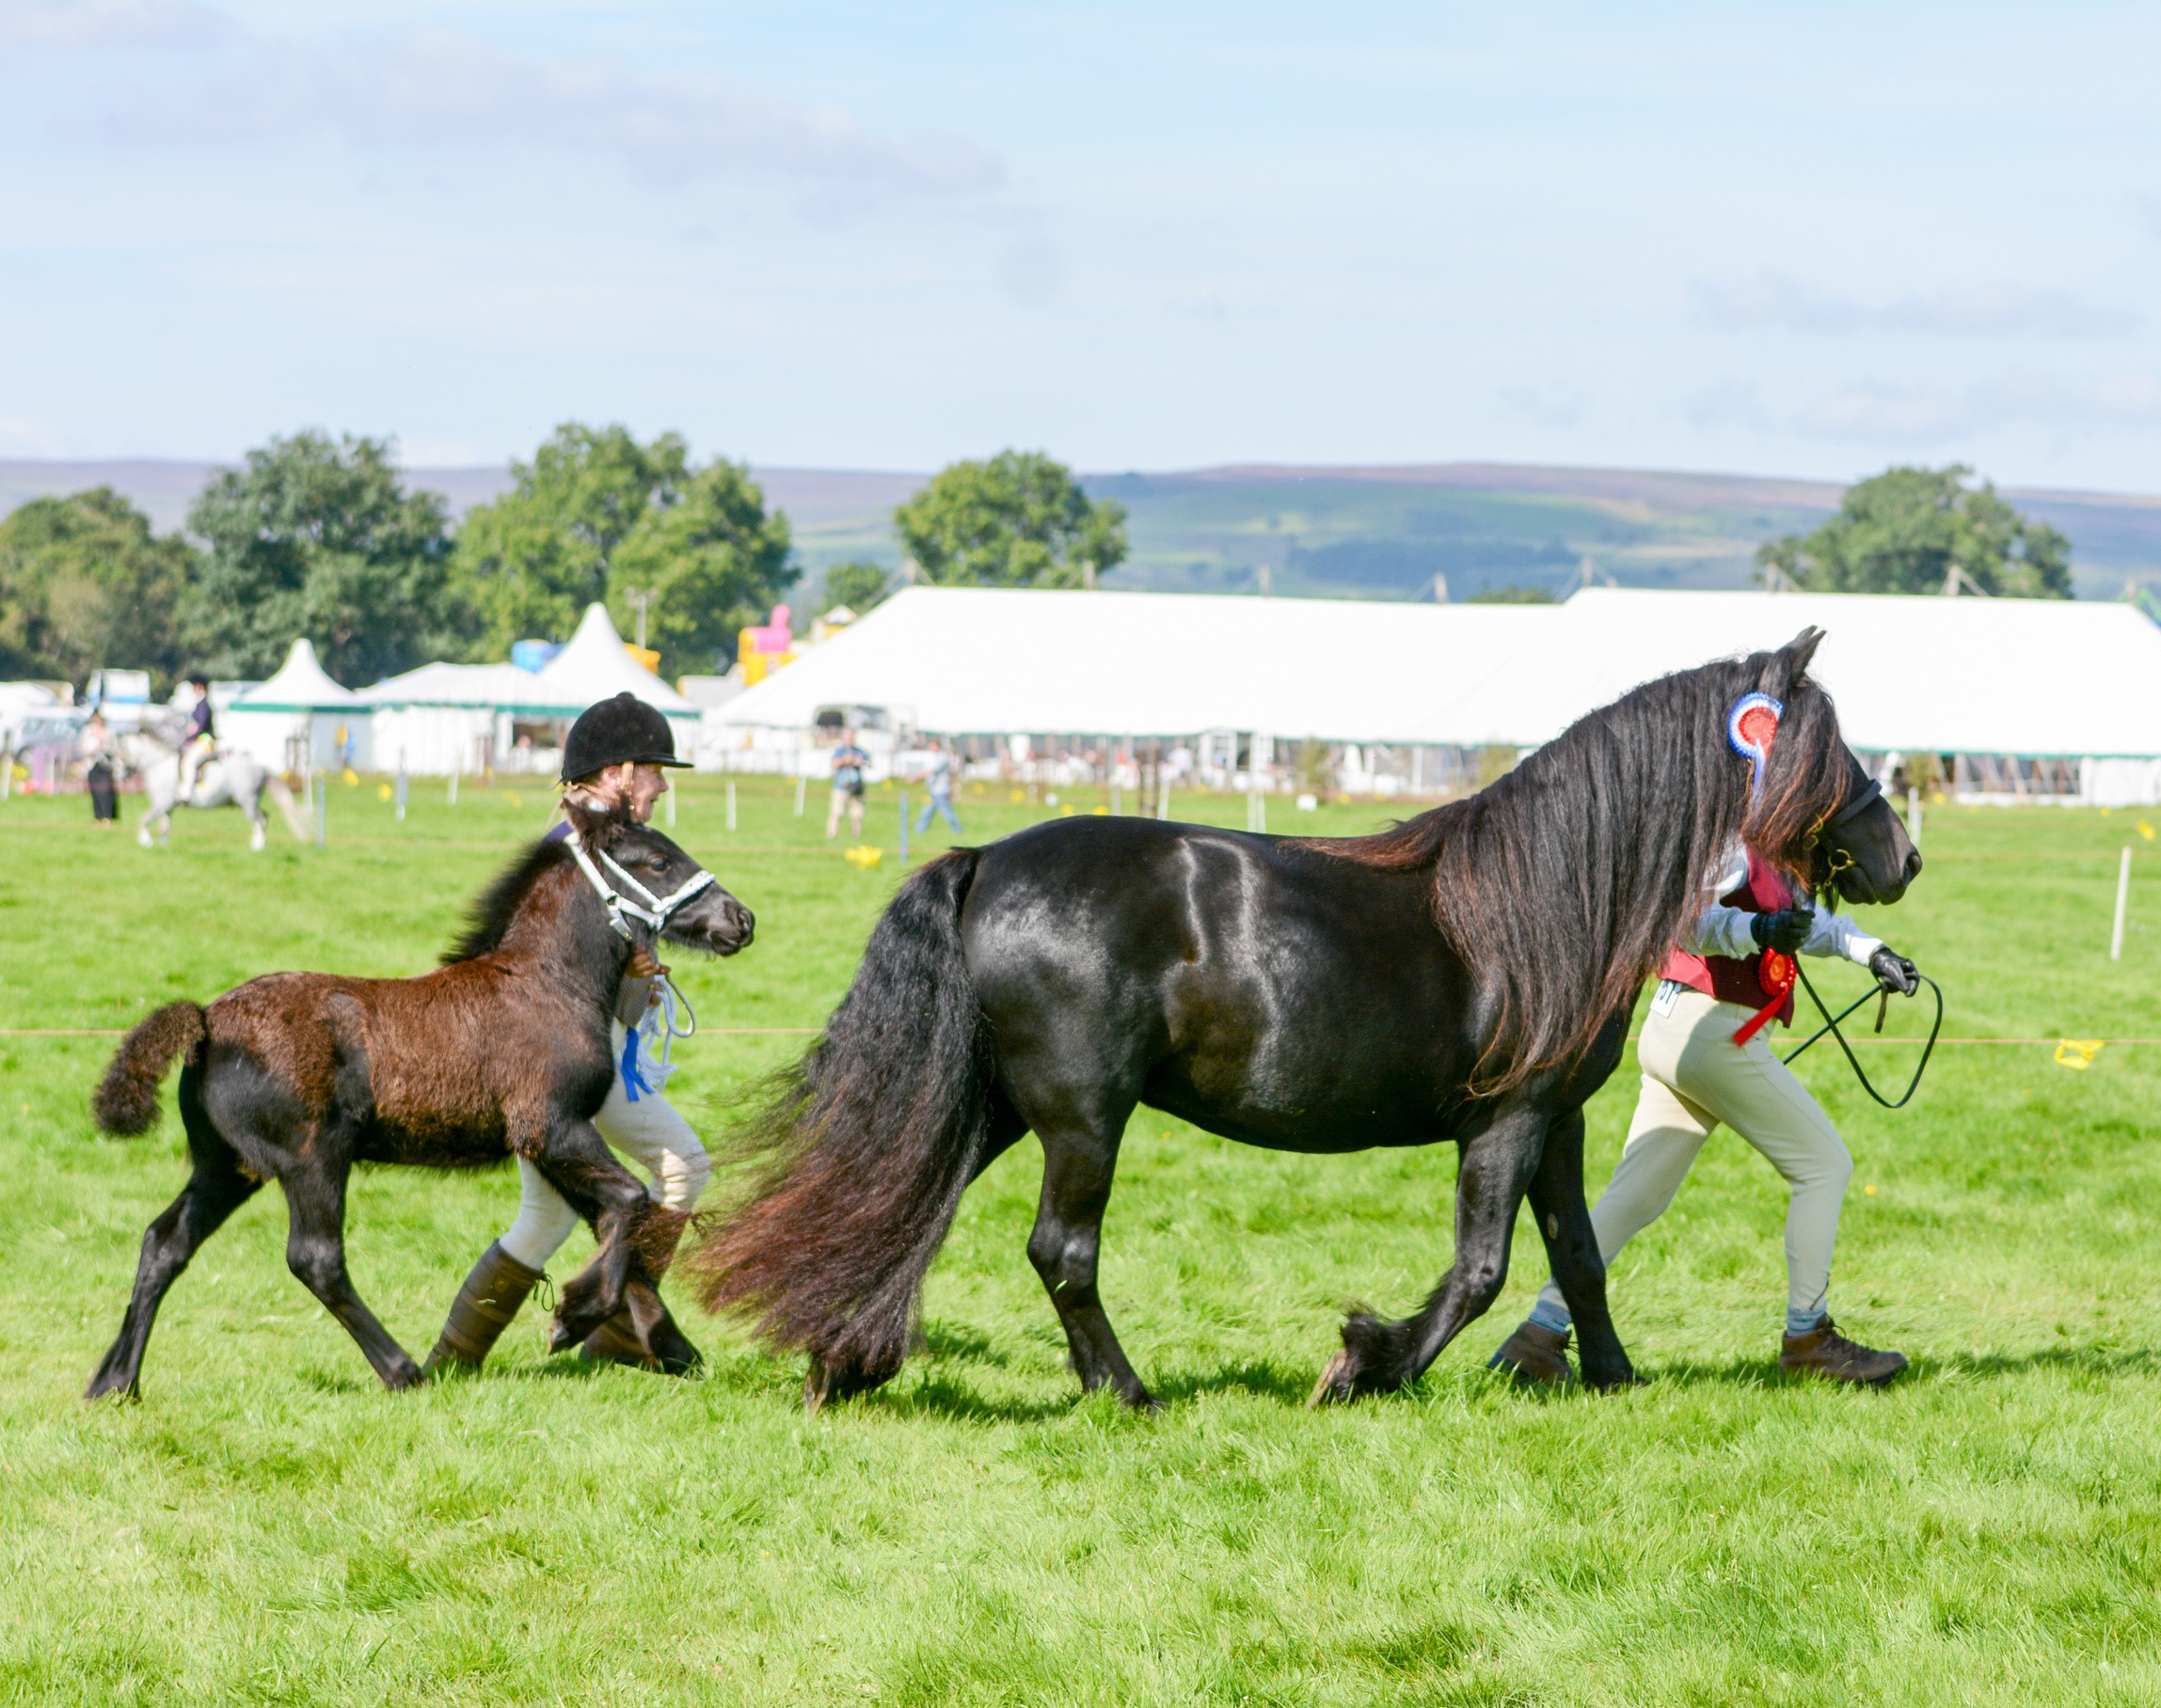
[85,804,753,1400]
[688,630,1919,1410]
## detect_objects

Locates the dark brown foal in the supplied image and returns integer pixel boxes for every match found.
[85,800,753,1400]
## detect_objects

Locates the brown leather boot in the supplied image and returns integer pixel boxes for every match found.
[423,1241,545,1376]
[1487,1321,1573,1385]
[1779,1317,1908,1387]
[580,1206,702,1375]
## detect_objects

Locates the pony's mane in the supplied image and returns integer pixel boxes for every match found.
[1303,629,1849,1096]
[440,802,636,964]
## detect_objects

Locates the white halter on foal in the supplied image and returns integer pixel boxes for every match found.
[562,826,715,1099]
[561,828,719,942]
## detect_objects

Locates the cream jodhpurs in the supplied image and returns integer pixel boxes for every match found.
[499,1023,711,1271]
[1534,986,1852,1323]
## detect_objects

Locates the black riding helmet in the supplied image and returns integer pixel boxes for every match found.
[560,691,690,783]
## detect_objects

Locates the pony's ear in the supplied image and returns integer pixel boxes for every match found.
[1763,626,1825,698]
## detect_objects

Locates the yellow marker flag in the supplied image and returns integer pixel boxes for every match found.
[2055,1039,2105,1070]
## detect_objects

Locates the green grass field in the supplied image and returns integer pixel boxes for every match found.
[3,776,2157,1705]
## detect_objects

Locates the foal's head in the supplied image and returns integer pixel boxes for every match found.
[445,802,754,966]
[562,799,756,957]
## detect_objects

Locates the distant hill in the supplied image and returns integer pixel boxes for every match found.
[5,458,2155,603]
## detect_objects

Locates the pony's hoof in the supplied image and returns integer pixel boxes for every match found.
[1583,1366,1647,1393]
[1306,1351,1359,1409]
[803,1358,835,1414]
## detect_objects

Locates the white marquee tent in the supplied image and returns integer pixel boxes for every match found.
[711,586,1557,743]
[1414,588,2161,805]
[710,583,2161,803]
[223,640,371,771]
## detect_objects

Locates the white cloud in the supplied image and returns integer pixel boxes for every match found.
[76,26,1004,198]
[0,0,217,47]
[0,415,67,453]
[1695,272,2137,339]
[1685,378,1772,432]
[1799,372,2161,442]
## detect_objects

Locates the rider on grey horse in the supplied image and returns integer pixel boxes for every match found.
[175,674,218,802]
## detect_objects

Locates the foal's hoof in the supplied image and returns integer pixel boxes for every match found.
[546,1314,591,1356]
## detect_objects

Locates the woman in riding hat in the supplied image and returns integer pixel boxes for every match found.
[424,693,712,1375]
[1492,748,1923,1388]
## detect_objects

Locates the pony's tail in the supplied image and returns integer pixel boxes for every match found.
[686,849,995,1397]
[92,1002,206,1135]
[262,773,310,841]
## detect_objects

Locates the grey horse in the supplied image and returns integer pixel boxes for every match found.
[118,715,308,850]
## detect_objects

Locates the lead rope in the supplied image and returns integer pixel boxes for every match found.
[1784,962,1944,1109]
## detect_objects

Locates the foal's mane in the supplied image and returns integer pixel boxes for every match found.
[1306,628,1848,1096]
[440,802,635,964]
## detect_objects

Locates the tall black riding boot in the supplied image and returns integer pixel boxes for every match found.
[423,1241,545,1376]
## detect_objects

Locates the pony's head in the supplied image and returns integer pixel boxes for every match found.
[1734,629,1919,908]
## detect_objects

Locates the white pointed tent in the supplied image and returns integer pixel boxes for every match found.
[358,604,698,776]
[534,603,698,727]
[223,640,371,771]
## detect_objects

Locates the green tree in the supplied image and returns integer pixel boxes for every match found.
[453,425,797,676]
[893,451,1126,589]
[453,424,691,654]
[185,432,457,683]
[817,560,894,615]
[609,458,795,677]
[0,488,199,688]
[1756,464,2072,597]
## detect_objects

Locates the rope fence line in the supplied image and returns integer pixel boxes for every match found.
[0,1025,825,1037]
[1,1028,2150,1044]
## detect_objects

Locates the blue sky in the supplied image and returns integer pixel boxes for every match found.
[3,0,2159,489]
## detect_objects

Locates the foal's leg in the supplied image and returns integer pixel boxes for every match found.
[1310,1102,1549,1405]
[1526,1105,1637,1390]
[281,1162,422,1390]
[87,1144,260,1400]
[1025,1096,1155,1410]
[522,1116,665,1352]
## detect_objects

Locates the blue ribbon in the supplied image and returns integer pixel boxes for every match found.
[620,1022,651,1102]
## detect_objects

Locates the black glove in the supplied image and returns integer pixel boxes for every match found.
[1750,908,1813,955]
[1869,947,1918,996]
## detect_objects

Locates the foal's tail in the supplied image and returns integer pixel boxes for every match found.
[685,849,996,1395]
[92,1002,206,1135]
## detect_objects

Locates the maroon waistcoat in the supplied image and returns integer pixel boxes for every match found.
[1656,852,1800,1026]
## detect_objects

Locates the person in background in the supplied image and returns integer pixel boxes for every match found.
[825,728,870,841]
[1490,839,1922,1388]
[423,692,710,1377]
[80,708,119,825]
[175,673,216,800]
[914,736,962,835]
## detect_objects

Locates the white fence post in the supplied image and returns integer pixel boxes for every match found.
[2111,846,2132,961]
